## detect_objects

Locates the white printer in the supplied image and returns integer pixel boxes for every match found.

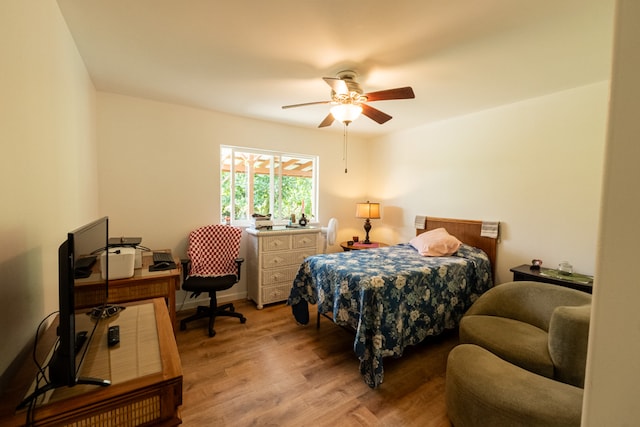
[100,247,136,280]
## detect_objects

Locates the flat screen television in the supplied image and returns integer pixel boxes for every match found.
[50,217,112,388]
[18,217,113,409]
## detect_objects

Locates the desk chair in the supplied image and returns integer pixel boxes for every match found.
[180,224,246,337]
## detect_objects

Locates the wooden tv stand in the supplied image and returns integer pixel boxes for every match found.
[0,299,182,426]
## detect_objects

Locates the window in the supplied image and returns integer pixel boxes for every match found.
[220,146,318,225]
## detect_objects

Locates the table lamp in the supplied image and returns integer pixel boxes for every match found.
[355,201,381,244]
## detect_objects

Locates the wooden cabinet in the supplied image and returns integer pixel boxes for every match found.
[510,264,593,294]
[246,227,322,309]
[0,299,182,426]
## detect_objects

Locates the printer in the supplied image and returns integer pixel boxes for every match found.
[100,247,136,280]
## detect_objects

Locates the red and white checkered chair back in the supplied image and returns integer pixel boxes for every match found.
[187,225,242,277]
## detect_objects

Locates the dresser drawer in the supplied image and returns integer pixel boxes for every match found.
[262,249,316,268]
[292,233,318,249]
[261,266,299,286]
[262,234,292,252]
[262,283,292,304]
[262,251,297,268]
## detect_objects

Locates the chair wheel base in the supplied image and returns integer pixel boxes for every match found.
[180,303,246,336]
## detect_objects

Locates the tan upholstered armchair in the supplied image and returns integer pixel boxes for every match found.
[446,281,592,427]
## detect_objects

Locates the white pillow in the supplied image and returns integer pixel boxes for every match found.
[409,227,462,256]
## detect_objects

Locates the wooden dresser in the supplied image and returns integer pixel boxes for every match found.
[246,227,322,309]
[0,299,182,426]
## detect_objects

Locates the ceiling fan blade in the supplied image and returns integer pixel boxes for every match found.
[323,77,349,95]
[362,103,392,124]
[282,100,331,109]
[364,86,415,102]
[318,113,335,128]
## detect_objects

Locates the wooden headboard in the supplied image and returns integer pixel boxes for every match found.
[417,216,498,277]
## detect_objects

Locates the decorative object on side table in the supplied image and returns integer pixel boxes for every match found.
[530,259,543,270]
[558,261,573,275]
[355,200,380,244]
[298,213,308,227]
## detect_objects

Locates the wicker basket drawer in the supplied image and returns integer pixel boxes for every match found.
[262,283,292,304]
[262,235,291,252]
[262,250,316,268]
[262,251,299,268]
[292,233,318,249]
[262,266,299,286]
[293,250,316,264]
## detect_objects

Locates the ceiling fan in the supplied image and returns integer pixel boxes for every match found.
[282,71,415,128]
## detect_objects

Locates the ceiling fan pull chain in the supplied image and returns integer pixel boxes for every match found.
[343,123,349,173]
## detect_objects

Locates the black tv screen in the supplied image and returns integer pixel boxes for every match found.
[18,217,112,410]
[49,216,110,387]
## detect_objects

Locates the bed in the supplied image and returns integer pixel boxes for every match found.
[287,217,498,388]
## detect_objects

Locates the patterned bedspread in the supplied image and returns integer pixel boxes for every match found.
[287,243,493,388]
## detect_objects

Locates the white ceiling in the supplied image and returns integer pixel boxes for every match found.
[56,0,614,136]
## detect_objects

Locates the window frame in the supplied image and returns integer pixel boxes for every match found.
[220,145,319,227]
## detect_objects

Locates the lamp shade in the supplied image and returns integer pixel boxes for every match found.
[331,103,363,123]
[355,201,381,219]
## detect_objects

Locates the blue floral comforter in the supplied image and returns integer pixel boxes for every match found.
[287,243,493,388]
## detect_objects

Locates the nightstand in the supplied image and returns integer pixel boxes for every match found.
[510,264,593,294]
[340,241,389,251]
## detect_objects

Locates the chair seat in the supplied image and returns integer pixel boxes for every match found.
[182,275,238,293]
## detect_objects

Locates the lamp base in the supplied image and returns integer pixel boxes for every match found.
[363,219,372,244]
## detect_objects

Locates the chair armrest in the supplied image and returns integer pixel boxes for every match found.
[465,281,592,331]
[548,304,591,387]
[235,257,244,281]
[180,258,191,281]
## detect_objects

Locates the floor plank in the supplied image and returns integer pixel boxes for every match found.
[176,299,455,426]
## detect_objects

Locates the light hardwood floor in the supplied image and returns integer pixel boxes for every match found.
[175,299,456,426]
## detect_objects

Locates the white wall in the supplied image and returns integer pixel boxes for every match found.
[96,93,373,305]
[583,0,640,423]
[0,1,97,376]
[95,83,609,307]
[367,82,609,284]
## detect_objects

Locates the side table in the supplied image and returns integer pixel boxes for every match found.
[340,241,389,251]
[510,264,593,294]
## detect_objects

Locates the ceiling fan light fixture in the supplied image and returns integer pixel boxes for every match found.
[331,103,362,124]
